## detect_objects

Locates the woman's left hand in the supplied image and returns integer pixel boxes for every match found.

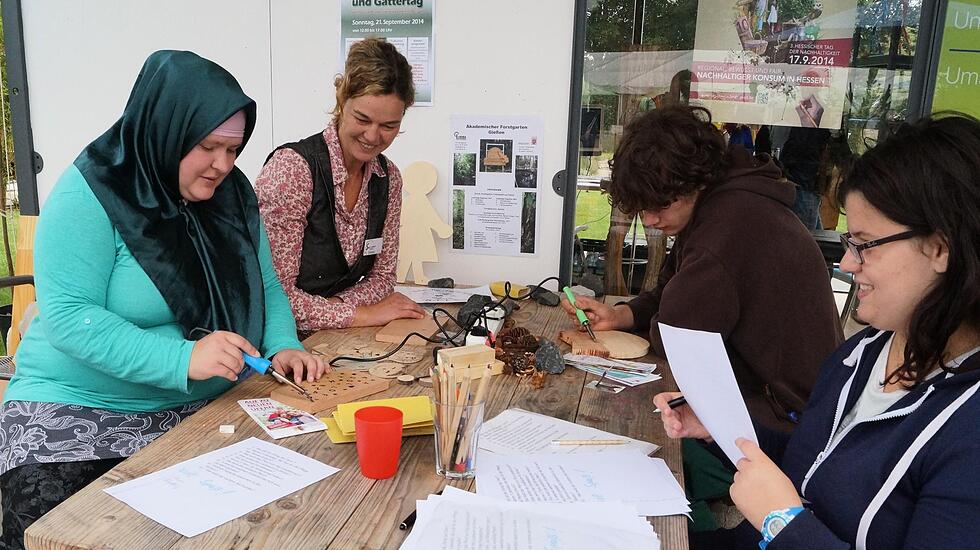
[271,349,329,384]
[730,438,803,531]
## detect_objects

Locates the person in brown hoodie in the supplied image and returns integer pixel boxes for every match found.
[563,105,842,433]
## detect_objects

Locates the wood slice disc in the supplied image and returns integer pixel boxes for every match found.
[368,362,405,379]
[335,342,388,359]
[388,346,426,364]
[396,374,416,385]
[595,330,649,359]
[559,329,649,359]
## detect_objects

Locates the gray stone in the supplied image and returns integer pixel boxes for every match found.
[579,273,605,298]
[428,277,455,288]
[535,339,565,374]
[528,285,560,307]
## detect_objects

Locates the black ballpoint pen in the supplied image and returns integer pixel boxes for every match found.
[654,395,687,413]
[399,489,443,530]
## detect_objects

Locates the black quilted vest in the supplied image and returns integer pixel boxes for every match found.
[265,132,389,297]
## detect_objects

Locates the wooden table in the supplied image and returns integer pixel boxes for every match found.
[26,298,688,550]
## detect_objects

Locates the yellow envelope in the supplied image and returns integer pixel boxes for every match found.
[322,417,435,444]
[334,395,433,435]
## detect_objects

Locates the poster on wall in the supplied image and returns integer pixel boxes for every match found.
[449,116,542,257]
[340,0,434,106]
[932,1,980,118]
[690,0,857,128]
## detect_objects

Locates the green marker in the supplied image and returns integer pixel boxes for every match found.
[563,286,597,342]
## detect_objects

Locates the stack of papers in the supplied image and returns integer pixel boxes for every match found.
[400,486,660,550]
[476,450,691,517]
[323,395,435,444]
[479,408,659,455]
[563,354,662,387]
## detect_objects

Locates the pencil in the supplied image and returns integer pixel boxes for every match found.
[447,371,471,467]
[453,363,492,466]
[550,439,629,446]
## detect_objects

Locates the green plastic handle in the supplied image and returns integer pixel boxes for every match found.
[562,286,590,325]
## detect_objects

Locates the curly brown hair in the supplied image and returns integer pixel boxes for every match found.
[605,105,729,215]
[333,38,415,117]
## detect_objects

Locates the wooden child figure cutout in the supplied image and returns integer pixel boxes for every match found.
[397,161,452,284]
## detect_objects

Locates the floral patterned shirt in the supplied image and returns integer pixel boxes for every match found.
[255,122,402,333]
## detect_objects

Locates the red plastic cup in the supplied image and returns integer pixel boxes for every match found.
[354,406,404,479]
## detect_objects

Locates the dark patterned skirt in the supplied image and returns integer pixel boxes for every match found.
[0,400,207,549]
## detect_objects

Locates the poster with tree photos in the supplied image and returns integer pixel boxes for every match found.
[449,115,542,256]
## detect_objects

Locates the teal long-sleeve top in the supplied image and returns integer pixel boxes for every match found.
[4,165,304,413]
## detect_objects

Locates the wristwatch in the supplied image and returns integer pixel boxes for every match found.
[759,506,804,549]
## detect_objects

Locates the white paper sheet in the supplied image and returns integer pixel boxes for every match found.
[478,408,659,456]
[657,323,759,464]
[475,451,689,517]
[104,438,339,537]
[395,285,492,304]
[400,487,660,550]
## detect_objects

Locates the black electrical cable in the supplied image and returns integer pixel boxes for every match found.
[327,277,562,368]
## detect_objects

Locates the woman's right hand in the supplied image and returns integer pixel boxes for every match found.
[559,293,634,331]
[352,292,427,327]
[653,391,712,442]
[188,331,260,382]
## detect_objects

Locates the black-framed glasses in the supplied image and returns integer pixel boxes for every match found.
[839,230,920,264]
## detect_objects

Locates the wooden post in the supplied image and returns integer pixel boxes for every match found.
[8,215,37,355]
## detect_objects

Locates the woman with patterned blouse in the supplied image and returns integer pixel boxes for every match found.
[256,38,426,334]
[0,51,325,549]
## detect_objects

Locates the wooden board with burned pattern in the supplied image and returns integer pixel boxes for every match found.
[271,370,390,414]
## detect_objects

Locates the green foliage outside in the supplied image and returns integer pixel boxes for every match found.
[452,153,475,186]
[451,190,465,249]
[1,12,23,355]
[779,0,817,22]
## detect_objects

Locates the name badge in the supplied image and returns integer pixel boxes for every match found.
[363,237,384,256]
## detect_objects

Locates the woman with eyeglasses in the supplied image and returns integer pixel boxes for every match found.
[256,38,426,336]
[656,113,980,549]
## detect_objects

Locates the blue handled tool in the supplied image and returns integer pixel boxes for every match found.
[243,354,315,402]
[562,286,597,342]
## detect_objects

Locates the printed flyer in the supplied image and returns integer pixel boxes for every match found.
[340,0,434,105]
[449,116,542,257]
[239,398,326,440]
[690,0,858,128]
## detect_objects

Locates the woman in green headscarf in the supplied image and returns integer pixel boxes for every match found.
[0,50,324,548]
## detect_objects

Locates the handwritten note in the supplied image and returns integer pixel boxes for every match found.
[475,451,690,517]
[104,438,338,537]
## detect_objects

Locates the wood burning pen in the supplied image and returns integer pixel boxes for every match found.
[243,354,315,402]
[562,286,597,342]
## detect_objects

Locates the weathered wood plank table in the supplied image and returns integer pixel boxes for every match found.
[26,297,688,549]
